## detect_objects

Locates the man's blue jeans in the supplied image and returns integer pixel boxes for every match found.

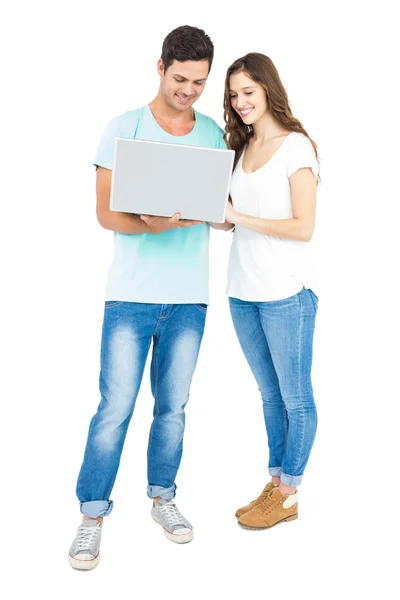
[76,301,207,518]
[229,288,318,486]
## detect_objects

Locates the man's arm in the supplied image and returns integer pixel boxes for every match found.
[96,167,150,234]
[96,167,203,234]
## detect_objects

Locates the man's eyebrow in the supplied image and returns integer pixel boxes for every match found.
[173,73,207,82]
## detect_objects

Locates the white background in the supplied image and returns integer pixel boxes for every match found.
[1,0,399,597]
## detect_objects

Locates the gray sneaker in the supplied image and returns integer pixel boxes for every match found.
[68,519,102,570]
[151,499,194,544]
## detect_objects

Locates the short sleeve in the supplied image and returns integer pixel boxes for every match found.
[93,110,139,170]
[286,134,319,179]
[217,127,227,149]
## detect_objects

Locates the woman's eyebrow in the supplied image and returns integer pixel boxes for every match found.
[229,86,256,92]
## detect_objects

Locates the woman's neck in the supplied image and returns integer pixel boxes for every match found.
[252,112,288,142]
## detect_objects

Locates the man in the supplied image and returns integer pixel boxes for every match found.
[69,25,232,570]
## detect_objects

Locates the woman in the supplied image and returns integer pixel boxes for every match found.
[223,53,320,530]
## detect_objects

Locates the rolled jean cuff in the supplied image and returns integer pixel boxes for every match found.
[269,467,283,477]
[79,500,114,518]
[281,473,303,486]
[147,484,176,500]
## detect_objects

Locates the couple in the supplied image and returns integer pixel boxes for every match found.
[69,25,320,570]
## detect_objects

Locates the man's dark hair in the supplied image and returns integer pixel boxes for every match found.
[161,25,214,73]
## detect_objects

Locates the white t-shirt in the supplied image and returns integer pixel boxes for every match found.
[227,132,319,302]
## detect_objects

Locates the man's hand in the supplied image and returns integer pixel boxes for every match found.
[140,213,203,234]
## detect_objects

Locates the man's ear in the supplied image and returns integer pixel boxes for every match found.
[157,58,165,77]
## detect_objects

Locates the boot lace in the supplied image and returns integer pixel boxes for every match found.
[260,491,281,516]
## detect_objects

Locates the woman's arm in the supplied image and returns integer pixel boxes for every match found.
[226,167,317,242]
[209,221,235,231]
[209,195,235,231]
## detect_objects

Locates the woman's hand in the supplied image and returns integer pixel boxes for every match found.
[225,201,241,225]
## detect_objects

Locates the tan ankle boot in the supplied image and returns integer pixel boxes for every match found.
[235,482,277,518]
[238,488,298,529]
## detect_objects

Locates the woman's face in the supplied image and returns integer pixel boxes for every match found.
[229,71,268,126]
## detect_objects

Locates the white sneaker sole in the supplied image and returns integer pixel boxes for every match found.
[152,516,194,544]
[68,553,100,570]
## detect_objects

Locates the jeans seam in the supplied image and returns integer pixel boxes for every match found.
[147,339,160,465]
[309,290,318,313]
[292,292,306,476]
[283,404,288,454]
[154,306,164,335]
[158,305,173,320]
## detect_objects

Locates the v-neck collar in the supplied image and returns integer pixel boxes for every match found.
[240,132,295,175]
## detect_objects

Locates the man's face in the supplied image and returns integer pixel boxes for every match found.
[158,59,209,112]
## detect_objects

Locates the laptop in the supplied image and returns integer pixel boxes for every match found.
[110,138,235,223]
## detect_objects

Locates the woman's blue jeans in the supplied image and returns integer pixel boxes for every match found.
[229,287,318,486]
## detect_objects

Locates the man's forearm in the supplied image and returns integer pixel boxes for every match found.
[97,210,150,234]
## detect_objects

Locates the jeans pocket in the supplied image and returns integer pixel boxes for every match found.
[105,301,123,308]
[195,303,208,312]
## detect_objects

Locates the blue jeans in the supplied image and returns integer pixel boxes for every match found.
[229,288,318,486]
[76,302,207,518]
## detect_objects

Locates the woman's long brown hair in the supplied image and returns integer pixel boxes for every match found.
[223,53,320,179]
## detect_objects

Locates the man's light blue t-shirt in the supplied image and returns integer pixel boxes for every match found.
[94,104,226,304]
